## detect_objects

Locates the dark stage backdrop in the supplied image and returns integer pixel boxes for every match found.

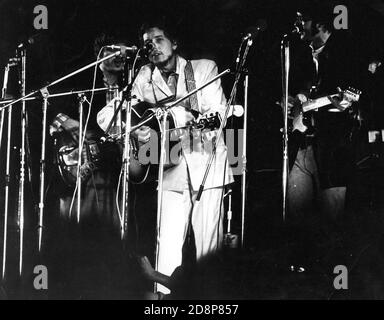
[1,0,383,169]
[0,0,383,298]
[1,0,383,163]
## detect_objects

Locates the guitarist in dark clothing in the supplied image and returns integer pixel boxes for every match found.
[45,34,130,298]
[286,7,363,272]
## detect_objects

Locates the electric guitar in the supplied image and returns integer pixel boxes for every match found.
[302,87,361,113]
[290,87,361,133]
[55,133,121,188]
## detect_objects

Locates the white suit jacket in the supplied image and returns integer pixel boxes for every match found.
[97,55,233,191]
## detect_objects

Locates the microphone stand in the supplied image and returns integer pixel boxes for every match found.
[197,39,252,200]
[281,35,290,222]
[76,93,87,223]
[280,13,305,221]
[0,52,123,238]
[17,47,27,276]
[8,87,106,257]
[100,63,136,241]
[37,88,49,251]
[98,69,230,250]
[121,65,134,241]
[152,68,230,293]
[154,107,168,293]
[0,49,123,276]
[99,70,231,263]
[98,61,135,241]
[194,37,253,251]
[241,70,249,248]
[2,102,12,280]
[1,61,14,279]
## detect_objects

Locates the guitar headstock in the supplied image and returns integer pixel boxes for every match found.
[342,87,362,102]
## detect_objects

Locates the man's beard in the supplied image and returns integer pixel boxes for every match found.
[151,54,174,70]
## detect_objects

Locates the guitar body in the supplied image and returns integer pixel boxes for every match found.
[128,102,222,184]
[301,112,316,136]
[55,131,122,188]
[128,106,181,184]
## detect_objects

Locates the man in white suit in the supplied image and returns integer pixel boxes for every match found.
[97,20,233,295]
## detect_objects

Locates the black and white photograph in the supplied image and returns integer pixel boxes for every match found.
[0,0,384,303]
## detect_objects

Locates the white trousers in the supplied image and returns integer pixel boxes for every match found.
[156,188,224,294]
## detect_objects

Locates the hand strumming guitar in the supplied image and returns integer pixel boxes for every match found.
[282,94,308,133]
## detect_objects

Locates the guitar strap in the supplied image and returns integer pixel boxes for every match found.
[184,60,200,115]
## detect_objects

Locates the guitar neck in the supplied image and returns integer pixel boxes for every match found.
[302,94,338,113]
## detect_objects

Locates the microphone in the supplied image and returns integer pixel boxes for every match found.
[142,42,155,56]
[17,34,40,50]
[292,12,305,36]
[243,19,267,40]
[105,45,139,55]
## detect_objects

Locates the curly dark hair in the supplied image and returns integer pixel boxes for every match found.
[138,15,179,46]
[298,0,338,32]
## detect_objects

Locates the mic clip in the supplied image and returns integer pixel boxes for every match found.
[8,57,20,67]
[243,33,252,41]
[292,12,305,36]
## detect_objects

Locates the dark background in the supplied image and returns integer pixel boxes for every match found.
[0,0,383,169]
[1,0,384,299]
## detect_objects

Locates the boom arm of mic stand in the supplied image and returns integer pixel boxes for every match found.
[0,65,10,152]
[0,88,108,106]
[128,69,231,133]
[0,51,120,112]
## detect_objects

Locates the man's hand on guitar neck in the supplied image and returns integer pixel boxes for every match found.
[50,113,81,144]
